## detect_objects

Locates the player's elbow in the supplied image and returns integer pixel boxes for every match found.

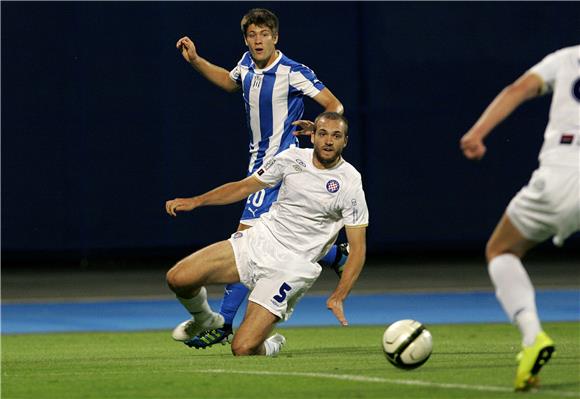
[223,79,240,93]
[224,85,239,94]
[329,100,344,115]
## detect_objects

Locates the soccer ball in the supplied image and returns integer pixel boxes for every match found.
[382,319,433,370]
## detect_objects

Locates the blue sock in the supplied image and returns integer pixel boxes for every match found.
[336,251,348,267]
[219,283,249,325]
[320,244,348,268]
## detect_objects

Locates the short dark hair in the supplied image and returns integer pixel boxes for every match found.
[241,8,279,37]
[315,112,349,136]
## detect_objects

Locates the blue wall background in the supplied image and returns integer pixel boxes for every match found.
[2,2,579,260]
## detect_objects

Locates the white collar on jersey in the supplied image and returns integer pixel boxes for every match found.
[251,50,284,74]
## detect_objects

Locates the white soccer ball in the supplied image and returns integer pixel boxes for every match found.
[382,319,433,370]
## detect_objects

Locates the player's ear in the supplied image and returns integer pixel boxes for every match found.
[273,33,279,45]
[243,36,249,46]
[310,131,316,144]
[343,136,348,148]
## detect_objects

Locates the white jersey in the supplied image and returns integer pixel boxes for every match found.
[252,147,369,263]
[529,45,580,166]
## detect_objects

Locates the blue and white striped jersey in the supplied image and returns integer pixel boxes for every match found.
[229,51,325,174]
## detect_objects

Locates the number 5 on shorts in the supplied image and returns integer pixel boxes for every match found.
[273,282,292,303]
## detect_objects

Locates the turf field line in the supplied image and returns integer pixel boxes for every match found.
[197,369,578,397]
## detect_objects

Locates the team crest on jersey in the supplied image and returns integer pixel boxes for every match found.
[326,179,340,193]
[573,78,580,102]
[233,232,243,239]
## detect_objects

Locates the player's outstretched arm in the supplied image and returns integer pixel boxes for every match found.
[327,226,367,326]
[166,176,268,217]
[176,36,239,93]
[460,72,544,160]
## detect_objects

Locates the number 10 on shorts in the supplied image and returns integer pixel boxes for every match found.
[247,189,266,208]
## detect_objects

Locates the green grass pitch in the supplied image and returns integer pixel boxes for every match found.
[2,322,579,398]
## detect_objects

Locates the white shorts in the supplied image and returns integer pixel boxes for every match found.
[228,223,322,321]
[507,164,580,245]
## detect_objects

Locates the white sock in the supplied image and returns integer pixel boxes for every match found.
[264,333,286,357]
[488,254,542,346]
[177,287,213,321]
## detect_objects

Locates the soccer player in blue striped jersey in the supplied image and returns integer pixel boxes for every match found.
[173,8,348,348]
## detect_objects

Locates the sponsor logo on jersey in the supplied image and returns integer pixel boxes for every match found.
[257,168,265,176]
[326,179,340,193]
[295,159,306,167]
[233,232,243,239]
[262,158,276,171]
[560,134,574,144]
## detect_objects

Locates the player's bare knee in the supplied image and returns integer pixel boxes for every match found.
[485,235,511,263]
[166,260,194,294]
[166,268,182,294]
[485,241,500,263]
[231,337,261,356]
[486,243,524,264]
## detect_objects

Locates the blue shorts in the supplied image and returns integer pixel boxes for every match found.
[239,183,281,226]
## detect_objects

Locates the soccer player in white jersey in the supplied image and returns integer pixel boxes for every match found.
[165,112,368,356]
[460,45,579,391]
[174,8,348,349]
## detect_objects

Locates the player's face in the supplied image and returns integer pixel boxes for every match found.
[244,24,278,69]
[311,118,348,169]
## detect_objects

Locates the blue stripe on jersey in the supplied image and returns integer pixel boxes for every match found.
[284,97,304,149]
[253,64,279,171]
[242,69,254,154]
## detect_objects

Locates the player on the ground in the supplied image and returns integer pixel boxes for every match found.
[165,112,368,356]
[174,8,348,349]
[460,45,579,391]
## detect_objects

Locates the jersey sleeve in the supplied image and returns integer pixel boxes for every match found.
[341,177,369,227]
[528,48,566,94]
[289,63,326,98]
[229,53,247,84]
[252,150,292,187]
[229,65,241,84]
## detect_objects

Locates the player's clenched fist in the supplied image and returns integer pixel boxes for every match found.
[165,197,197,217]
[176,36,199,64]
[459,132,487,160]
